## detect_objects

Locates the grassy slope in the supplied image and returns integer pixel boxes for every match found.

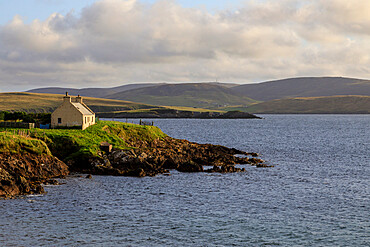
[27,83,163,98]
[106,83,258,109]
[0,121,167,161]
[0,92,156,113]
[0,92,220,114]
[0,132,52,155]
[247,95,370,114]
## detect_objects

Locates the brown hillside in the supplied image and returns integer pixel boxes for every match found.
[247,95,370,114]
[232,77,370,101]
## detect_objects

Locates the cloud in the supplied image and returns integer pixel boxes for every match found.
[0,0,369,91]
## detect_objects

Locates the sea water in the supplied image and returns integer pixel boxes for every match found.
[0,115,369,246]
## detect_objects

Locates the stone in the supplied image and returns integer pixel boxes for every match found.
[177,161,204,172]
[0,153,68,199]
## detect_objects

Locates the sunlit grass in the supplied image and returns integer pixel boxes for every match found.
[0,121,167,161]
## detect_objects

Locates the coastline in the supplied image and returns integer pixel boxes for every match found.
[0,121,271,199]
[96,109,261,119]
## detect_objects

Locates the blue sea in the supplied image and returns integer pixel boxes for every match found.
[1,115,369,246]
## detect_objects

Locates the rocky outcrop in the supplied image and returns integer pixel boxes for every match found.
[0,153,68,199]
[69,137,272,177]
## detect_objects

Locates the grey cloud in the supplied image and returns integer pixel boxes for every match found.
[0,0,369,91]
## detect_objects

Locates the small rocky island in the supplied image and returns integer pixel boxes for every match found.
[97,109,261,119]
[0,121,272,199]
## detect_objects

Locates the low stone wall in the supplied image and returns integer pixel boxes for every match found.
[0,121,35,129]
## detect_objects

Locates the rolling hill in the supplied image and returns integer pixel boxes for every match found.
[0,92,159,113]
[246,95,370,114]
[0,92,225,117]
[105,83,257,109]
[232,77,370,101]
[27,83,163,99]
[23,77,370,114]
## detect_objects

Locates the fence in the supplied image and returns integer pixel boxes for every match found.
[0,121,35,129]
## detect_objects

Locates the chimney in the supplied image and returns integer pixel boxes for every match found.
[63,92,71,103]
[76,94,83,103]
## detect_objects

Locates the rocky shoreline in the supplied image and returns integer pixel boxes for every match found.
[0,153,68,198]
[0,123,272,199]
[69,136,273,177]
[96,109,261,119]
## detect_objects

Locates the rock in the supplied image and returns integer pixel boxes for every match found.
[0,153,69,199]
[177,161,204,173]
[44,179,60,185]
[138,152,148,160]
[256,163,274,168]
[32,184,45,194]
[76,136,271,178]
[205,165,244,173]
[126,168,146,177]
[86,174,92,179]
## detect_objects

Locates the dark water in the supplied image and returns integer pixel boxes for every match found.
[1,115,369,246]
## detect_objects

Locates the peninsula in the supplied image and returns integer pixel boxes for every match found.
[0,121,271,199]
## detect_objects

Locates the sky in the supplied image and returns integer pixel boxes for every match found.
[0,0,369,92]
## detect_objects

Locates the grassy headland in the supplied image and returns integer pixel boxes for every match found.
[0,132,52,155]
[1,119,270,199]
[0,121,167,163]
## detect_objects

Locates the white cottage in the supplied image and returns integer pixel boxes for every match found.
[51,93,95,130]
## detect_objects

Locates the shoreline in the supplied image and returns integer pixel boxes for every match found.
[96,110,262,119]
[0,121,272,199]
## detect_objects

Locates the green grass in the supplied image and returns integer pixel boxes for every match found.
[0,132,51,155]
[0,121,167,162]
[0,92,159,113]
[0,92,219,114]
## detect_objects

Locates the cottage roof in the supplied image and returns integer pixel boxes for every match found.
[71,102,94,115]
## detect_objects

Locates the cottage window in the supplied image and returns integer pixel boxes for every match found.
[58,118,61,124]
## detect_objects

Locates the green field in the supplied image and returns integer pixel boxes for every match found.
[0,121,167,162]
[0,92,218,114]
[0,131,52,155]
[0,92,157,113]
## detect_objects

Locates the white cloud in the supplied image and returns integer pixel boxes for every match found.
[0,0,369,91]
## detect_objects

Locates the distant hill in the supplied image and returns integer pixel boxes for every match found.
[24,77,370,113]
[0,92,159,113]
[207,82,240,88]
[246,95,370,114]
[0,92,225,117]
[106,83,257,109]
[27,83,163,99]
[232,77,370,101]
